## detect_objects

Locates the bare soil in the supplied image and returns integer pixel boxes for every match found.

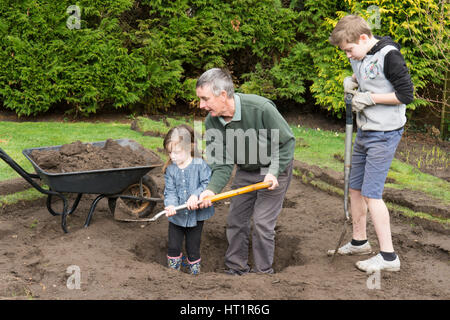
[0,111,448,300]
[0,164,449,300]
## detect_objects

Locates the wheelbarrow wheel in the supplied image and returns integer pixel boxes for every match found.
[115,175,159,218]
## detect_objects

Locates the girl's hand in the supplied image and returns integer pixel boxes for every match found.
[165,205,177,217]
[187,195,199,210]
[199,190,215,208]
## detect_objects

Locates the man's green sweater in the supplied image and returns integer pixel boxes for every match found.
[205,93,295,194]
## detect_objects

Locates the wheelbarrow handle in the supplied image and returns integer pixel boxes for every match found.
[148,181,273,222]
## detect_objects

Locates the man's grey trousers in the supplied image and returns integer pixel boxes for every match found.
[225,160,293,274]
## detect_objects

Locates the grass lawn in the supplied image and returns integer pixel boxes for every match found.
[0,120,162,181]
[291,126,449,204]
[1,117,449,206]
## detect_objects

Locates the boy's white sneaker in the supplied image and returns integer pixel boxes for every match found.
[355,253,401,272]
[327,241,372,256]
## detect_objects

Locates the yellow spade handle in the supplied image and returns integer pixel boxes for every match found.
[203,181,273,203]
[144,181,273,222]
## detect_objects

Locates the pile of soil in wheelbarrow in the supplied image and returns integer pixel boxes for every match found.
[30,139,162,173]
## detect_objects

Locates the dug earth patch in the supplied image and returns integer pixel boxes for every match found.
[29,139,161,173]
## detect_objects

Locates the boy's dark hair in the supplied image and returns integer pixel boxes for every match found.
[329,15,372,46]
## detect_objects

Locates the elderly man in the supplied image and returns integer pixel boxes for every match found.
[196,68,295,275]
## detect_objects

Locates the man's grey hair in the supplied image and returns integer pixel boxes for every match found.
[196,68,234,98]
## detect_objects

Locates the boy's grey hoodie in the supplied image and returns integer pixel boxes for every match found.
[350,36,414,131]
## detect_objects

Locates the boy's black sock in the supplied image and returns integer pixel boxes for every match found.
[351,239,368,246]
[380,251,397,261]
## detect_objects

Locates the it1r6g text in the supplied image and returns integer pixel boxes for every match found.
[223,304,270,315]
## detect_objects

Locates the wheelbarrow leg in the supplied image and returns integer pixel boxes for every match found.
[47,195,59,216]
[60,198,69,233]
[84,194,107,228]
[67,193,83,215]
[47,193,83,216]
[46,193,82,233]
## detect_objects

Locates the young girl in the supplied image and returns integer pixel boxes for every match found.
[162,124,214,275]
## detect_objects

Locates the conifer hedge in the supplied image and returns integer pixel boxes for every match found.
[0,0,447,119]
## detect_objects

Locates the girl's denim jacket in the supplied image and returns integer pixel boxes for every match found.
[164,158,214,227]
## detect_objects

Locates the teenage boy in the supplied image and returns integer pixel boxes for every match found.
[327,15,414,272]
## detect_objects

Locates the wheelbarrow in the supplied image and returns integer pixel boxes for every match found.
[0,139,163,233]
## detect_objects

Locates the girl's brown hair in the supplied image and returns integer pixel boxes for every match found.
[162,124,201,173]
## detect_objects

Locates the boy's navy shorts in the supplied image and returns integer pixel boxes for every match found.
[349,127,403,199]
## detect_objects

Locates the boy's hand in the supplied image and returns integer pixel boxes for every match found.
[343,76,358,93]
[187,195,199,210]
[350,90,375,112]
[165,205,177,217]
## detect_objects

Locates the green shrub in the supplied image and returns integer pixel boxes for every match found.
[0,0,447,119]
[0,0,146,116]
[296,0,449,116]
[132,0,300,111]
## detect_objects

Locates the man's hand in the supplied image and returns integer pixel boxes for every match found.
[343,76,358,93]
[199,189,215,209]
[165,205,176,217]
[264,173,279,190]
[349,90,375,112]
[186,195,199,210]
